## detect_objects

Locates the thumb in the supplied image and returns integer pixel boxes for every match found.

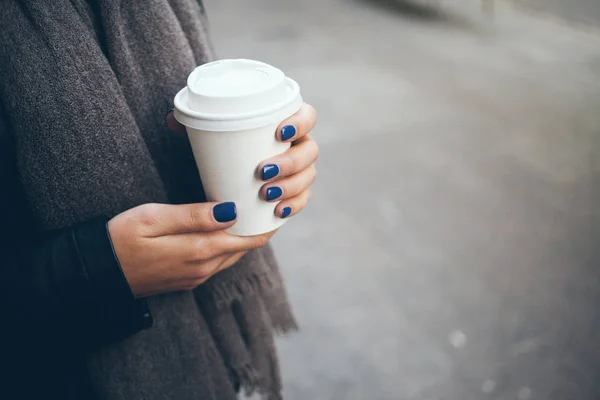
[136,202,237,237]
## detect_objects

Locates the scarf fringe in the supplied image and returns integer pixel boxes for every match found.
[205,272,276,308]
[194,250,297,400]
[233,362,261,397]
[204,340,222,362]
[270,312,299,335]
[205,272,299,335]
[203,320,268,399]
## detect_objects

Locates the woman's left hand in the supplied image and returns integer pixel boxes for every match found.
[257,103,318,218]
[167,103,318,219]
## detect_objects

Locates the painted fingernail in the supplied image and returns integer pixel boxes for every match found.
[280,125,296,141]
[281,207,292,218]
[261,164,280,181]
[213,202,237,223]
[266,187,283,201]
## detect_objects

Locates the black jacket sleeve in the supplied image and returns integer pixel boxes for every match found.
[1,218,153,352]
[0,102,152,353]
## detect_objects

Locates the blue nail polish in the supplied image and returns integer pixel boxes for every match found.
[213,202,237,222]
[281,207,292,218]
[266,187,283,201]
[261,164,279,181]
[280,125,296,141]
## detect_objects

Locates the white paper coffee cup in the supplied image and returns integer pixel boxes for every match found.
[173,59,303,236]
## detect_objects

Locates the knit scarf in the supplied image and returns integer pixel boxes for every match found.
[0,1,296,399]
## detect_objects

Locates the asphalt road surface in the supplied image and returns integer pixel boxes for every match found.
[204,0,600,399]
[510,0,600,27]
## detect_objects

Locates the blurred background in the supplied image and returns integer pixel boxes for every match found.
[204,0,600,399]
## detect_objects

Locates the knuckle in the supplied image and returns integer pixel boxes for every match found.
[197,265,213,278]
[135,204,163,230]
[189,205,209,228]
[304,187,312,201]
[310,168,317,184]
[312,141,320,160]
[191,244,212,261]
[287,153,300,174]
[195,261,222,281]
[304,103,317,121]
[302,138,318,160]
[253,234,270,249]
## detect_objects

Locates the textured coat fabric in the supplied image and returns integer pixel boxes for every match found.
[0,1,296,399]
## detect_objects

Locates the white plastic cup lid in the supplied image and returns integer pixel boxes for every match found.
[174,59,302,132]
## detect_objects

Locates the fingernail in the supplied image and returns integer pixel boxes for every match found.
[261,164,280,181]
[213,202,237,223]
[266,187,283,201]
[281,207,292,218]
[280,125,296,141]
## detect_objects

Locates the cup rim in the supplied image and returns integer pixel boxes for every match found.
[186,60,285,100]
[175,77,299,121]
[173,80,302,132]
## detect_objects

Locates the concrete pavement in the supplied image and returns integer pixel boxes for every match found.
[204,0,600,398]
[509,0,600,28]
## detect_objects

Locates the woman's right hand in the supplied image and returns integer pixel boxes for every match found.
[107,202,273,298]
